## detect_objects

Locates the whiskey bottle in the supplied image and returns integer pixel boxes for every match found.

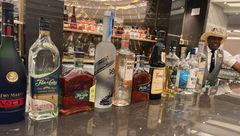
[113,33,135,106]
[0,2,27,124]
[94,11,116,108]
[131,55,151,103]
[70,6,77,29]
[60,52,95,115]
[149,30,166,99]
[164,40,179,97]
[28,17,60,120]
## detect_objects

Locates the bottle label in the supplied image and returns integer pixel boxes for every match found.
[108,12,114,37]
[197,61,206,85]
[31,68,60,107]
[74,85,96,102]
[151,68,165,94]
[123,60,135,85]
[170,66,178,84]
[138,81,151,93]
[178,70,189,89]
[161,52,166,63]
[94,56,115,75]
[89,48,95,57]
[187,68,198,88]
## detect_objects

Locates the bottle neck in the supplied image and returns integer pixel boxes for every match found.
[39,30,50,37]
[102,15,112,42]
[72,7,75,15]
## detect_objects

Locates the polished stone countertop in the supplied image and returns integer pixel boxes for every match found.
[1,83,240,136]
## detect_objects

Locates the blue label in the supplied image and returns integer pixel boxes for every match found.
[138,82,151,93]
[31,68,60,95]
[178,70,189,89]
[108,12,114,37]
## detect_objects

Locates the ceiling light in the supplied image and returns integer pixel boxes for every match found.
[227,3,240,7]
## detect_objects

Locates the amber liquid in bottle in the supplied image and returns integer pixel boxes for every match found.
[60,52,95,115]
[132,55,151,103]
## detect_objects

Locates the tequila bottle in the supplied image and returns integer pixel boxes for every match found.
[60,52,95,115]
[149,30,166,99]
[113,33,135,106]
[94,11,116,108]
[195,42,207,90]
[28,17,60,120]
[131,55,151,103]
[175,47,189,92]
[164,40,179,97]
[186,48,199,93]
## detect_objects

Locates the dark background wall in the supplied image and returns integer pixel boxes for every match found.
[24,0,64,66]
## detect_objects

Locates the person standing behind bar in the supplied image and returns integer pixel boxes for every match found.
[201,28,240,86]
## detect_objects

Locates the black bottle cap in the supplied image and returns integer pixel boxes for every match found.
[156,30,166,39]
[40,17,50,31]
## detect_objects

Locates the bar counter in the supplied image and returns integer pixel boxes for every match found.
[1,83,240,136]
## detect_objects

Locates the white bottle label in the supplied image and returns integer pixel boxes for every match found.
[187,68,198,88]
[89,48,95,57]
[123,60,134,85]
[151,68,165,94]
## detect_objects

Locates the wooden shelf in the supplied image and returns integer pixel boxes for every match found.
[63,28,157,43]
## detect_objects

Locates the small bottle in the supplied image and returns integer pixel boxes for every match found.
[94,11,116,108]
[70,6,77,29]
[164,40,180,97]
[175,47,190,92]
[195,42,207,90]
[64,5,69,28]
[88,40,96,60]
[113,33,135,106]
[131,55,151,103]
[186,48,199,94]
[0,2,27,124]
[60,52,95,115]
[28,17,60,120]
[149,30,166,99]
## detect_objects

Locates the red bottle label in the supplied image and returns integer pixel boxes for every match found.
[0,98,24,108]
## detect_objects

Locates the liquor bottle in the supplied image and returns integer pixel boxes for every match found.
[195,42,207,90]
[131,55,151,103]
[28,17,60,120]
[70,6,77,29]
[164,40,180,97]
[0,2,27,124]
[149,30,166,99]
[64,5,69,28]
[60,52,95,115]
[113,33,135,106]
[175,47,189,92]
[186,49,199,93]
[94,11,116,108]
[88,40,96,60]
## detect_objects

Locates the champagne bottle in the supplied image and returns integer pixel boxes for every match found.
[0,2,27,124]
[28,17,60,120]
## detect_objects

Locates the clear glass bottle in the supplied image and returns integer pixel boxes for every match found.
[175,47,189,92]
[94,11,116,108]
[113,33,135,106]
[149,30,166,100]
[164,40,179,97]
[60,52,95,115]
[28,17,60,120]
[131,55,151,103]
[0,2,27,124]
[195,42,207,90]
[186,48,199,93]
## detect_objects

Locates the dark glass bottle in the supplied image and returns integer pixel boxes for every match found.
[64,5,68,22]
[0,2,27,124]
[149,30,166,99]
[70,6,77,29]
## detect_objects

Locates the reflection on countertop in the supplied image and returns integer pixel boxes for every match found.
[1,83,240,136]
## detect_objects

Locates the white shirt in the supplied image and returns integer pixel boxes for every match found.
[206,46,236,71]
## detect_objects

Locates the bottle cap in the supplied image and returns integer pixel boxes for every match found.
[40,17,50,31]
[1,2,14,36]
[190,48,196,55]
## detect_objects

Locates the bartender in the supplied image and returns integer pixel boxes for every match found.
[201,28,240,86]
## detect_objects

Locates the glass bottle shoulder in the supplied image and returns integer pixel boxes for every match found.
[187,57,199,68]
[62,68,94,82]
[117,47,135,58]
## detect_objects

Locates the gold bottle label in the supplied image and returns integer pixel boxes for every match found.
[6,71,18,83]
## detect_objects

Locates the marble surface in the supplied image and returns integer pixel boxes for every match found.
[1,84,240,136]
